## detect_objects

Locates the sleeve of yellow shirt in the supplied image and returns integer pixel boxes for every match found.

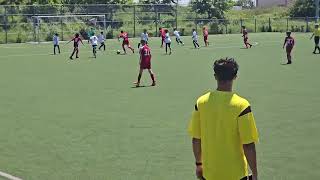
[238,106,259,145]
[188,104,201,139]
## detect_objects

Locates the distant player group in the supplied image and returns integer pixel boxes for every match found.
[51,24,320,86]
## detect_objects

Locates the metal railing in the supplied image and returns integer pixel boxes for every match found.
[0,4,317,43]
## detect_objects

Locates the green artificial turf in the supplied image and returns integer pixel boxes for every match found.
[0,33,319,180]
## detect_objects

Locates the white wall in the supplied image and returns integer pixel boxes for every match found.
[257,0,291,7]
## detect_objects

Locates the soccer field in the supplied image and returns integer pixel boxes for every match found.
[0,33,319,180]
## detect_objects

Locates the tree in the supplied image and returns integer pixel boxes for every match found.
[289,0,317,17]
[191,0,232,19]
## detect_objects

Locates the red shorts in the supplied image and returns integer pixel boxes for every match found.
[140,59,151,69]
[286,46,293,54]
[204,36,208,42]
[123,40,130,46]
[162,36,165,42]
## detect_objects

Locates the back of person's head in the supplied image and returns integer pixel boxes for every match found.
[213,58,239,81]
[242,26,246,29]
[101,31,103,34]
[159,27,162,30]
[121,30,124,33]
[173,28,176,31]
[55,33,58,36]
[143,29,147,33]
[286,31,291,36]
[192,29,195,32]
[140,39,146,45]
[75,33,79,37]
[165,29,168,33]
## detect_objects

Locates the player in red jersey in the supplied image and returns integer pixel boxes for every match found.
[134,40,156,87]
[67,33,84,60]
[283,31,295,64]
[203,27,209,46]
[242,26,252,48]
[118,31,134,54]
[159,27,166,48]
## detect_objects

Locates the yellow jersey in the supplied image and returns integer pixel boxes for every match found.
[188,91,259,180]
[314,28,320,36]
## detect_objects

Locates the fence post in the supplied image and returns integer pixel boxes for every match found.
[133,5,136,37]
[60,5,64,41]
[286,18,289,31]
[225,20,228,34]
[268,17,271,32]
[175,3,178,29]
[4,6,8,44]
[254,18,257,33]
[306,17,309,32]
[240,18,243,32]
[195,13,198,33]
[155,8,158,37]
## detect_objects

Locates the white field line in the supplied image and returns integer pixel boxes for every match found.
[0,171,22,180]
[0,41,277,58]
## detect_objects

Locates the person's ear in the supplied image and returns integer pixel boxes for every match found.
[233,75,238,80]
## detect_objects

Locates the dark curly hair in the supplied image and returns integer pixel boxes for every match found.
[213,58,239,81]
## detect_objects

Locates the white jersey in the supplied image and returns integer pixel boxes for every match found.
[53,35,59,45]
[98,34,105,43]
[173,30,180,39]
[192,31,198,41]
[140,33,149,41]
[90,36,98,46]
[164,33,171,43]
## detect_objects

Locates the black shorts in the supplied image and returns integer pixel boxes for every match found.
[315,36,319,45]
[92,45,97,48]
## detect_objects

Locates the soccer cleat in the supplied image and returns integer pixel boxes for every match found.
[169,51,172,55]
[151,82,156,86]
[250,44,253,48]
[76,56,79,59]
[287,61,292,64]
[313,51,316,54]
[69,57,73,60]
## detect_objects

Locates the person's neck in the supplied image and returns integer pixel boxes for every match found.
[216,82,233,92]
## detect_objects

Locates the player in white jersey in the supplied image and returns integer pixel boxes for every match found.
[138,29,149,48]
[173,28,184,45]
[90,33,98,58]
[98,31,106,51]
[192,29,200,49]
[164,29,172,55]
[53,33,60,55]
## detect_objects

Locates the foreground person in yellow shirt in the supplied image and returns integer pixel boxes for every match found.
[310,24,320,54]
[188,58,259,180]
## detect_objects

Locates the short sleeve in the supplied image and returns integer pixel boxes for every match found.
[238,105,259,144]
[188,104,201,139]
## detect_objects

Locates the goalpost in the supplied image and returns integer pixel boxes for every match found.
[32,14,106,43]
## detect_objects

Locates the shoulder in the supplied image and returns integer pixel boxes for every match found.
[196,92,211,105]
[232,94,251,110]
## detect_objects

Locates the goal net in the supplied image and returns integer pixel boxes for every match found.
[32,14,106,43]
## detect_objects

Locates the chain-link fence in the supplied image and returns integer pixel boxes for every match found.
[0,4,317,44]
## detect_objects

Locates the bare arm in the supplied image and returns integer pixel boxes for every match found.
[310,33,314,40]
[243,143,258,180]
[192,138,203,179]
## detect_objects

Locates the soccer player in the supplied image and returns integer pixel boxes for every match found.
[283,31,295,65]
[173,28,184,45]
[53,33,60,55]
[98,31,106,51]
[159,27,166,48]
[310,24,320,54]
[242,26,252,48]
[188,58,259,180]
[87,27,95,43]
[118,30,134,54]
[164,29,172,55]
[67,33,84,60]
[138,29,149,48]
[192,29,200,49]
[203,27,209,47]
[90,32,98,58]
[134,40,156,87]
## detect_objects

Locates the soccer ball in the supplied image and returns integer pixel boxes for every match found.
[116,50,121,54]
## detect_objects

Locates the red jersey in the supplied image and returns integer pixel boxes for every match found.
[203,29,209,37]
[242,29,248,39]
[140,45,151,61]
[119,32,129,42]
[72,37,82,47]
[285,36,295,48]
[159,29,166,38]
